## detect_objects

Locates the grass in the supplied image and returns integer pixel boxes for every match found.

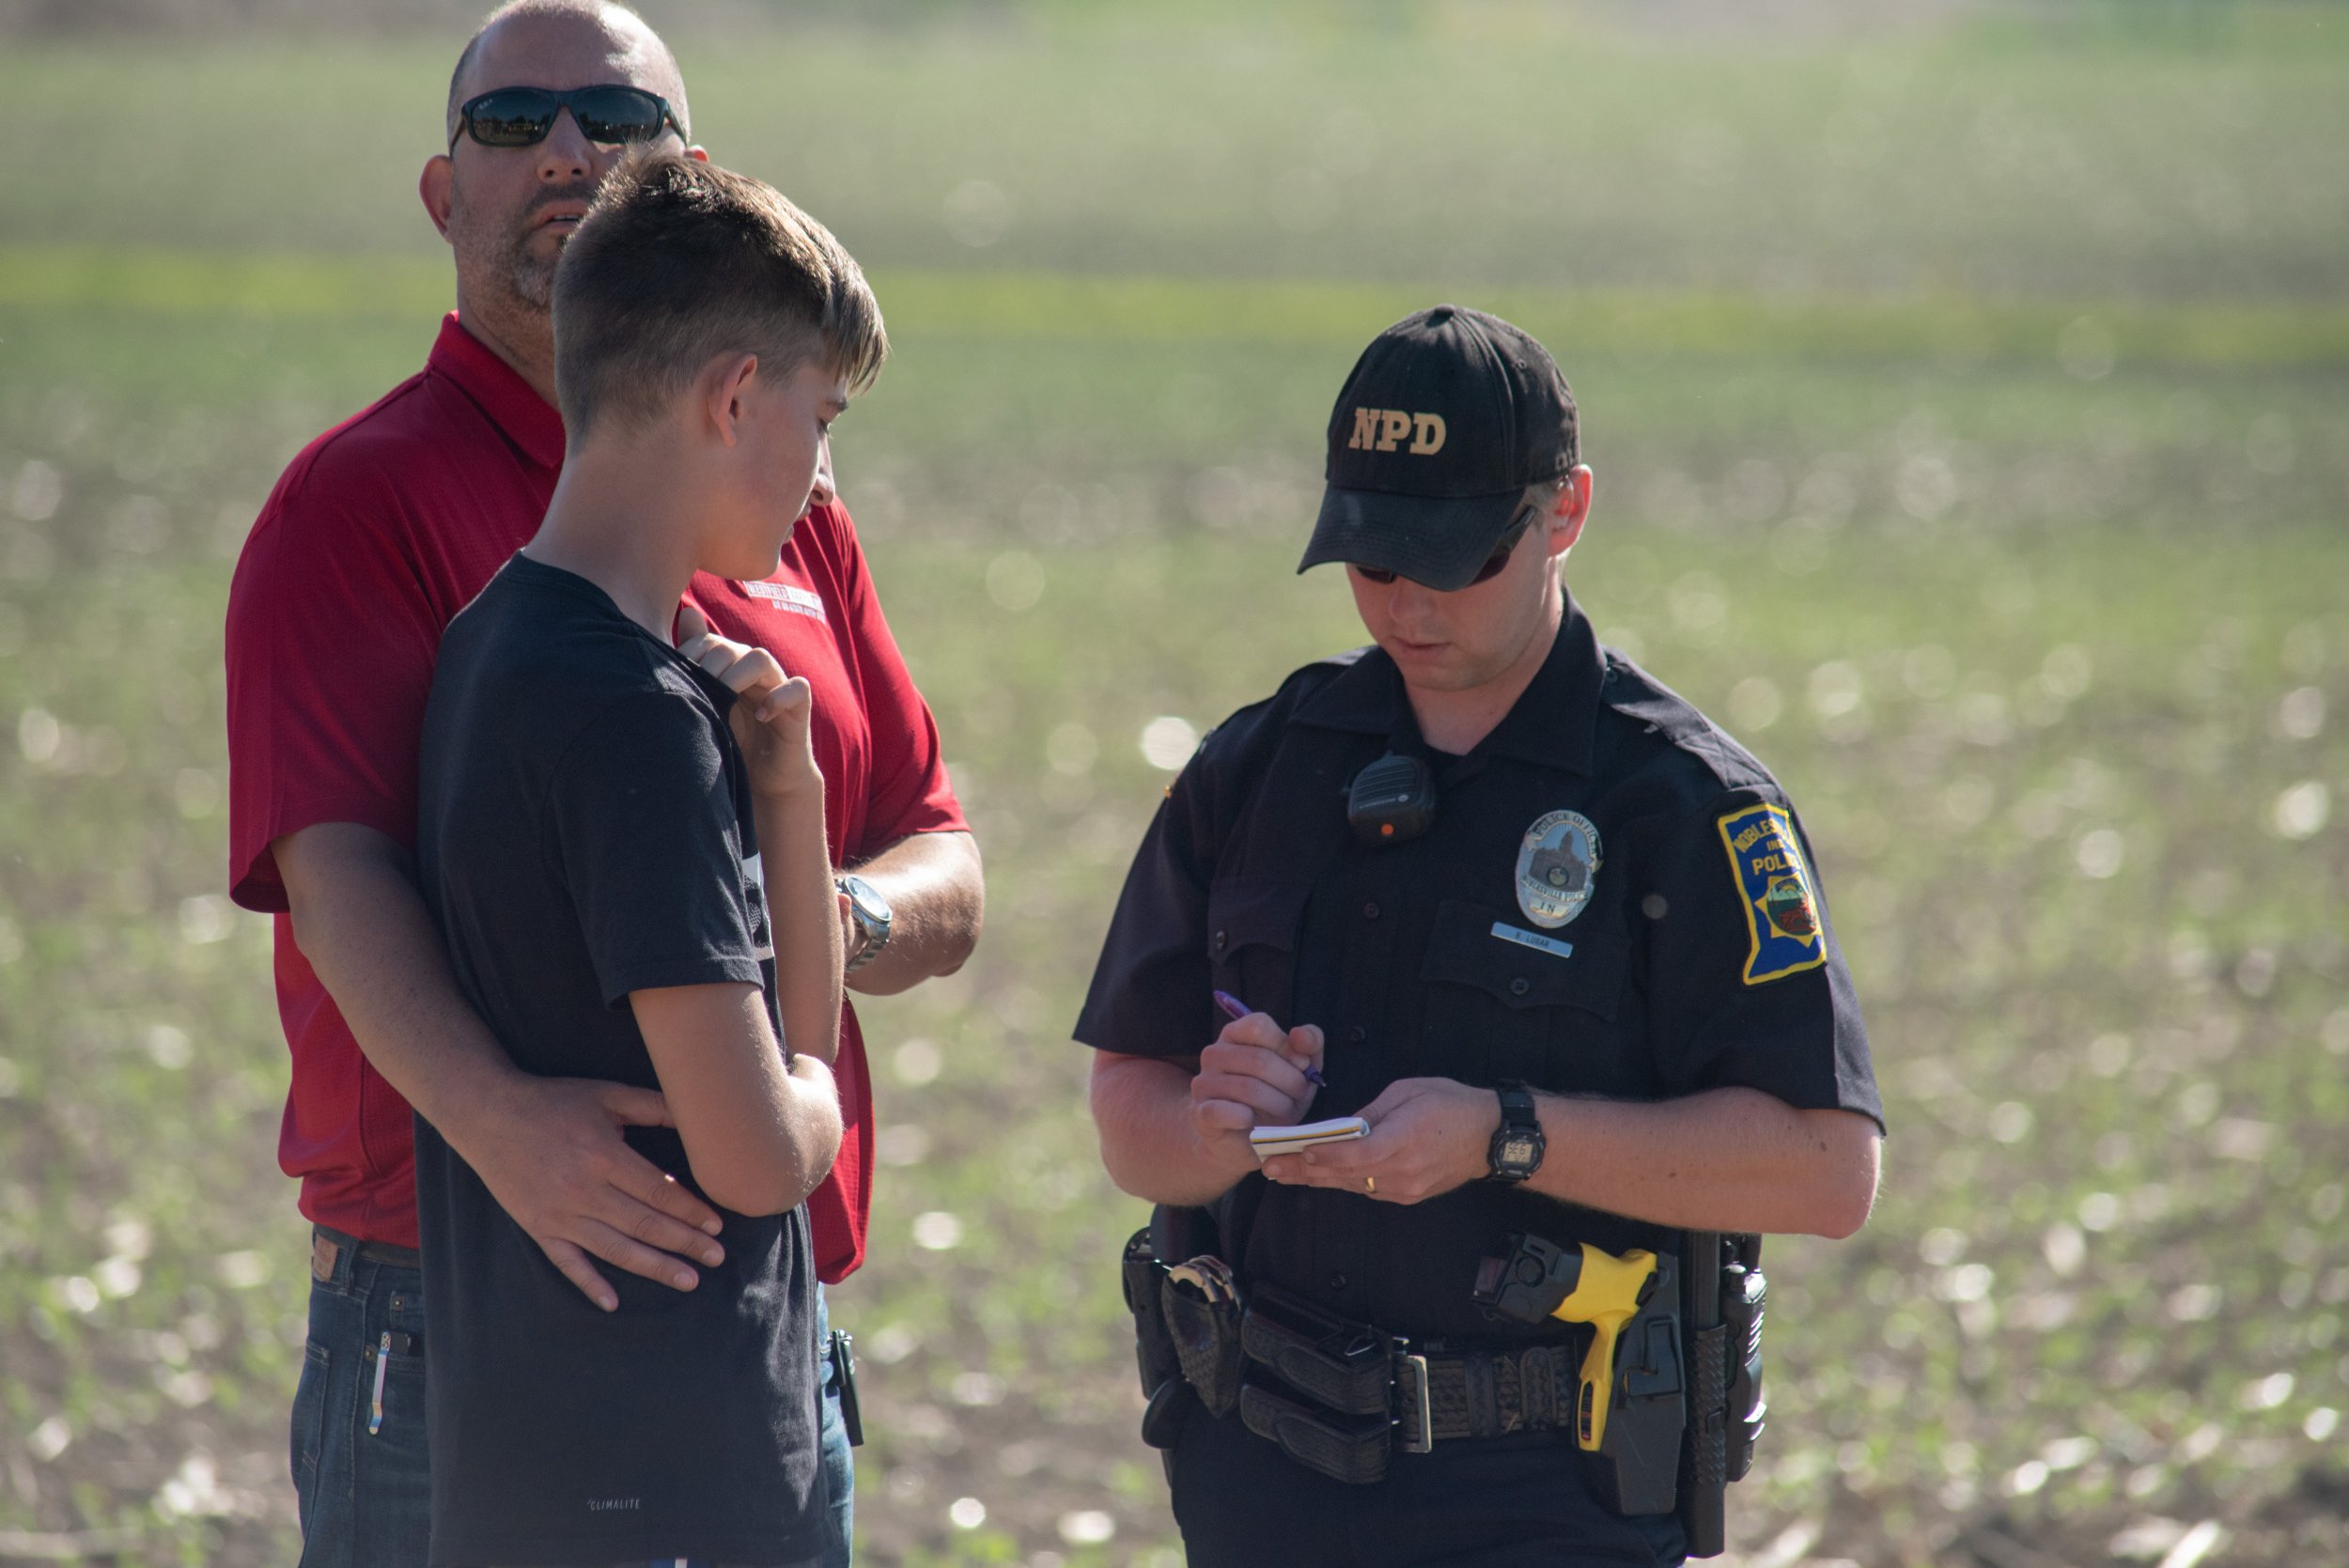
[2,6,2346,1564]
[3,8,2349,298]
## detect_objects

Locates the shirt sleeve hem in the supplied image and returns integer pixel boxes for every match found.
[229,796,422,913]
[1070,1018,1202,1061]
[601,956,768,1007]
[1686,1071,1887,1136]
[850,807,971,860]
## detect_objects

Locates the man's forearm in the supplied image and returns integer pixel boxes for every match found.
[842,830,982,996]
[274,822,727,1305]
[1529,1087,1879,1238]
[277,824,528,1142]
[1089,1052,1256,1207]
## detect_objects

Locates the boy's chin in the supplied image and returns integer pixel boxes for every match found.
[708,546,785,584]
[705,520,798,584]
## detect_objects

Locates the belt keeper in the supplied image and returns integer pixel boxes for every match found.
[1522,1345,1557,1432]
[1395,1352,1432,1455]
[1464,1352,1499,1438]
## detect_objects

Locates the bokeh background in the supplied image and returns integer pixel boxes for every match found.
[2,1,2345,1563]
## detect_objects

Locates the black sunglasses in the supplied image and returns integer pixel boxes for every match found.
[1349,510,1536,590]
[451,85,682,152]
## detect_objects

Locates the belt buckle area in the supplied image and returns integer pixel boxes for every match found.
[1393,1350,1433,1455]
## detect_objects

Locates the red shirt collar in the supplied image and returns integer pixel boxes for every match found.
[428,313,567,472]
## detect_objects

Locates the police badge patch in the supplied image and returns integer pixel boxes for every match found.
[1516,810,1601,929]
[1717,802,1826,986]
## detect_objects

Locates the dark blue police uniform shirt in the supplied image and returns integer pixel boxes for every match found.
[1075,595,1881,1343]
[414,553,831,1568]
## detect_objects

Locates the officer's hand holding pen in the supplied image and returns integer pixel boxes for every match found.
[1260,1075,1496,1204]
[1188,998,1326,1158]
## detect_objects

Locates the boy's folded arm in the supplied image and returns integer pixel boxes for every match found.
[676,605,847,1068]
[754,781,845,1069]
[631,980,844,1218]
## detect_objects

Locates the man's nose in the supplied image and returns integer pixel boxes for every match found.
[1386,576,1440,618]
[535,106,598,181]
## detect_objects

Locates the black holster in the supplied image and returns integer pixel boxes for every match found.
[1597,1250,1688,1519]
[1469,1232,1687,1517]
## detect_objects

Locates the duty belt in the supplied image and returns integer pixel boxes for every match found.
[1124,1223,1759,1541]
[1418,1342,1587,1442]
[1235,1282,1592,1485]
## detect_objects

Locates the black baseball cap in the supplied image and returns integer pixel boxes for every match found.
[1298,304,1579,591]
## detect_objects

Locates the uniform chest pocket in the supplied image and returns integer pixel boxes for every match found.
[1206,879,1309,1027]
[1417,900,1632,1086]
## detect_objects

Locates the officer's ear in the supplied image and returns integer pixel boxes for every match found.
[1546,467,1593,559]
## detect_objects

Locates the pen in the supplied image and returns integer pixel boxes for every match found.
[1214,990,1327,1088]
[368,1331,390,1436]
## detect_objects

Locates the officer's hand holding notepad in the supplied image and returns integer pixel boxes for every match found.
[1249,1117,1369,1159]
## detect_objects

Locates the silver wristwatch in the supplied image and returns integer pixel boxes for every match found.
[836,874,893,972]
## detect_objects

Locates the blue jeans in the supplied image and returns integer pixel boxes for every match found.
[814,1287,856,1568]
[290,1234,855,1567]
[289,1234,431,1568]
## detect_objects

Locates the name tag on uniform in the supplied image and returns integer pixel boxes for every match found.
[744,580,827,623]
[1490,922,1574,961]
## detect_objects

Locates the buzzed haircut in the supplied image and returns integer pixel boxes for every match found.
[552,151,888,439]
[444,0,690,146]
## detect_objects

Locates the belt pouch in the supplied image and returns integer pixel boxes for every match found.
[1239,1286,1393,1418]
[1238,1380,1391,1486]
[1162,1271,1245,1418]
[1723,1261,1767,1483]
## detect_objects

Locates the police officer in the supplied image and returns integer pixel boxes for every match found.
[1077,306,1884,1567]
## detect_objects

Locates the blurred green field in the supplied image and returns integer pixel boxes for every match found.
[8,6,2349,297]
[2,7,2347,1566]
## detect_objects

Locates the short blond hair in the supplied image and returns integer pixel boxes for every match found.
[552,150,887,438]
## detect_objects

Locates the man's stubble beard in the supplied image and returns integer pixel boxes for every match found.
[506,238,560,311]
[448,175,599,322]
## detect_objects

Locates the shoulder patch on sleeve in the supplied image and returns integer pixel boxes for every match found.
[1716,803,1827,986]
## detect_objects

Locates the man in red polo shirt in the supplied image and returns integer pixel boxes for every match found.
[223,4,981,1562]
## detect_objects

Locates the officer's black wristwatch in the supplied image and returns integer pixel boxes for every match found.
[836,874,893,973]
[1487,1080,1546,1183]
